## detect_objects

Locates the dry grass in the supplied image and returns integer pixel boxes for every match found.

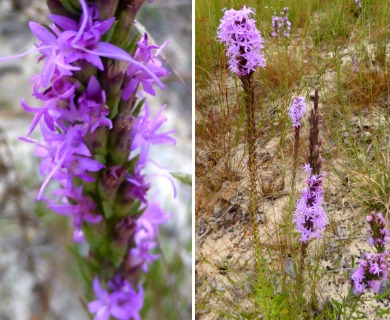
[196,0,390,318]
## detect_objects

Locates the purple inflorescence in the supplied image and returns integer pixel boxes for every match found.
[271,7,291,38]
[293,165,328,243]
[350,212,389,294]
[216,6,266,76]
[289,96,306,128]
[367,211,390,253]
[355,0,362,9]
[6,0,176,318]
[351,252,388,294]
[88,277,144,320]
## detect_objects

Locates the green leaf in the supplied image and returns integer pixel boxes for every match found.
[83,224,103,250]
[102,21,117,43]
[128,200,143,216]
[110,245,128,268]
[374,290,390,299]
[109,97,120,119]
[226,275,236,286]
[171,172,192,186]
[375,306,390,317]
[133,98,146,118]
[66,245,98,286]
[126,34,140,55]
[102,201,114,219]
[125,155,140,173]
[60,0,79,14]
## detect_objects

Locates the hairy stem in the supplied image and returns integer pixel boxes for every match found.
[241,73,260,244]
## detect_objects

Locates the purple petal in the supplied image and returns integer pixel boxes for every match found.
[94,307,110,320]
[49,15,78,31]
[91,42,164,89]
[83,53,104,70]
[29,22,57,45]
[41,57,56,88]
[92,277,108,301]
[94,18,115,35]
[111,305,131,319]
[87,300,104,313]
[87,76,101,98]
[71,0,89,45]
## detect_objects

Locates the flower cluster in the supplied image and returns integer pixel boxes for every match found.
[293,164,328,243]
[351,212,389,294]
[271,7,291,38]
[216,6,266,76]
[88,277,144,320]
[351,252,388,294]
[5,0,175,319]
[352,55,359,72]
[23,2,123,242]
[355,0,362,9]
[289,96,306,128]
[367,211,390,253]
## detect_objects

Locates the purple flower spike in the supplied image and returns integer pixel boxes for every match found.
[355,0,362,9]
[351,252,388,294]
[289,96,306,128]
[216,6,266,76]
[271,7,291,38]
[366,211,390,253]
[88,277,144,320]
[130,104,176,167]
[123,34,169,100]
[293,165,328,243]
[2,0,177,317]
[128,202,171,272]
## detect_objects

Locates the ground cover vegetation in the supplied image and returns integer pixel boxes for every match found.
[195,0,390,318]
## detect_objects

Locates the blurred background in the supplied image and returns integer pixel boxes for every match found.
[0,0,191,319]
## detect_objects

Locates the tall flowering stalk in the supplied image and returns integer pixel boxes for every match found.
[289,96,306,191]
[293,89,327,242]
[367,211,390,253]
[354,0,362,9]
[271,7,291,38]
[1,0,175,318]
[217,6,265,238]
[351,212,389,294]
[293,88,327,293]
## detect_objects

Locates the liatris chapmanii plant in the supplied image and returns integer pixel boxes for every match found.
[351,252,388,294]
[351,212,390,294]
[293,88,327,293]
[289,96,306,190]
[367,211,390,253]
[293,167,327,243]
[293,89,326,242]
[271,7,291,38]
[1,0,176,318]
[217,6,265,236]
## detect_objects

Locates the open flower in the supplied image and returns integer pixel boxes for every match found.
[217,6,265,76]
[293,165,328,242]
[271,7,291,38]
[289,96,306,128]
[351,252,388,294]
[88,277,144,320]
[367,211,390,253]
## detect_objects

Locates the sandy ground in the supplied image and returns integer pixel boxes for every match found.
[195,68,390,319]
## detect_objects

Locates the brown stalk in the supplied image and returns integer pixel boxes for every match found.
[240,72,260,244]
[297,87,321,298]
